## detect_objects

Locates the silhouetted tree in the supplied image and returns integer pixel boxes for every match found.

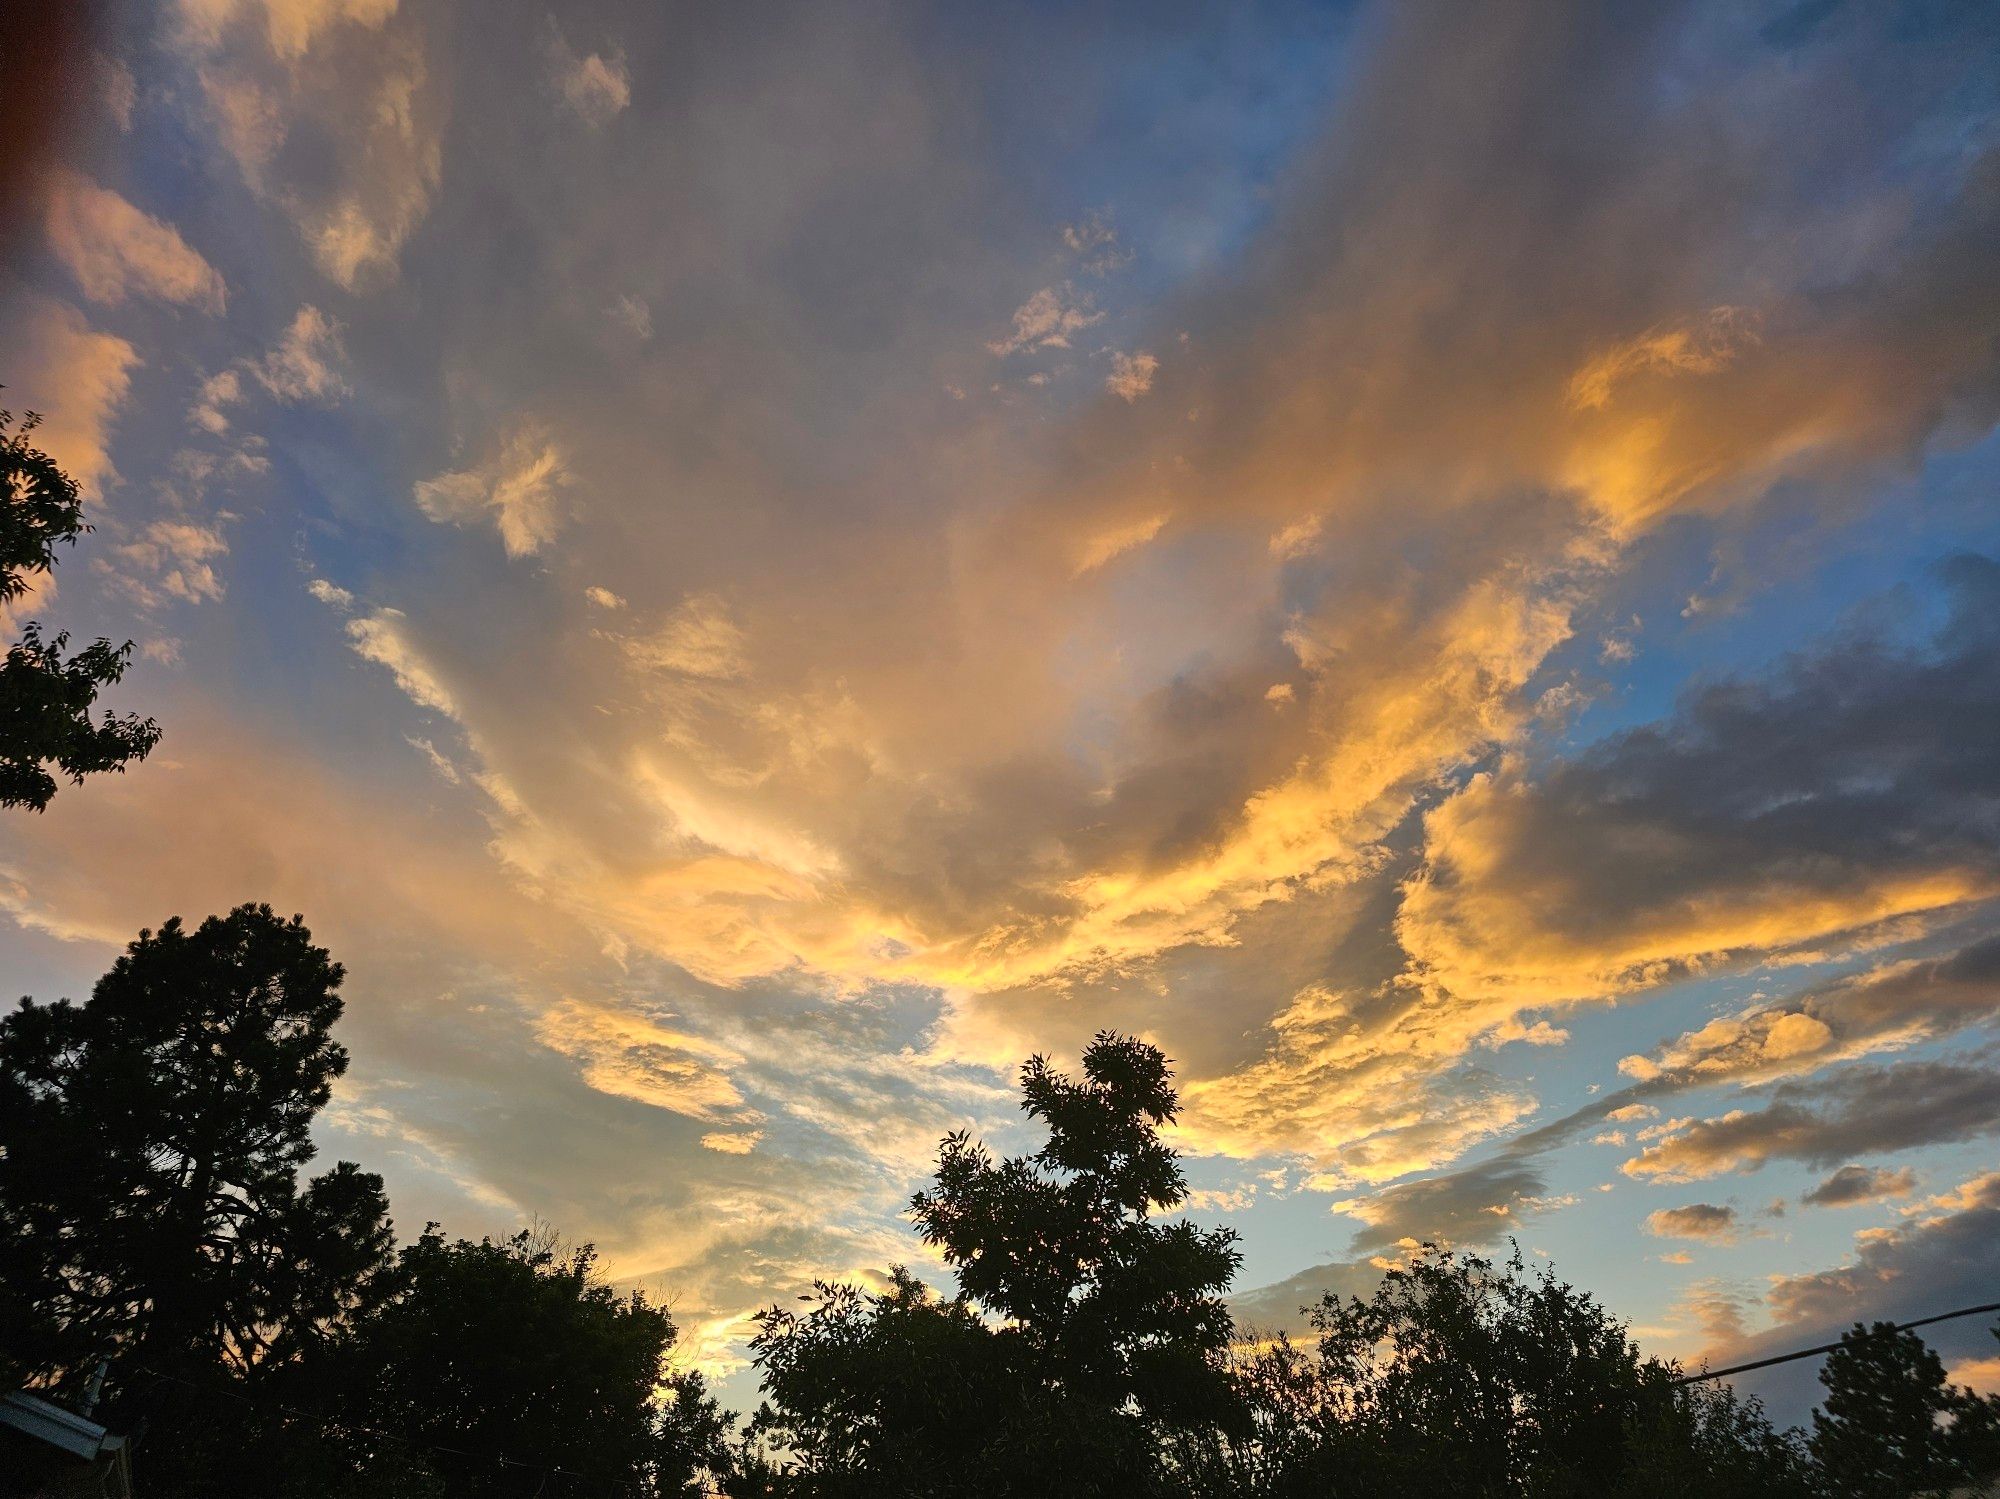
[1619,1368,1814,1499]
[1810,1320,2000,1498]
[317,1225,733,1499]
[744,1032,1243,1497]
[0,906,393,1409]
[0,408,159,809]
[1207,1244,1813,1499]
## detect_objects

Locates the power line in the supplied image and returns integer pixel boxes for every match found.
[1668,1300,2000,1387]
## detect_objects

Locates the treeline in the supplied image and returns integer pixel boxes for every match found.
[3,911,1998,1497]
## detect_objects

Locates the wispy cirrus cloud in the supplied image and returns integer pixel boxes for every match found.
[43,172,226,312]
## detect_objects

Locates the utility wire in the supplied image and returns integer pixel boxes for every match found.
[1668,1300,2000,1387]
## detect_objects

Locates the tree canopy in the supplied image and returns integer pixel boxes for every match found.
[1810,1320,2000,1497]
[745,1032,1244,1497]
[1211,1244,1813,1499]
[0,407,159,810]
[315,1226,734,1499]
[0,904,392,1396]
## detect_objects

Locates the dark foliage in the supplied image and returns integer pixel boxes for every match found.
[743,1032,1243,1497]
[1810,1320,2000,1497]
[0,907,731,1499]
[1206,1243,1815,1498]
[0,905,393,1402]
[300,1225,735,1499]
[0,409,159,810]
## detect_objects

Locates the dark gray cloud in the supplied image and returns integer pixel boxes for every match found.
[1626,1056,2000,1182]
[1802,1164,1917,1208]
[1334,1159,1558,1256]
[1403,557,2000,1001]
[1227,1258,1389,1340]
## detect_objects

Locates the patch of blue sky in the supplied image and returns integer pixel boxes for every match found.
[923,0,1355,291]
[1537,429,2000,758]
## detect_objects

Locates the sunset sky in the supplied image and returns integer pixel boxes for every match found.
[4,0,1999,1419]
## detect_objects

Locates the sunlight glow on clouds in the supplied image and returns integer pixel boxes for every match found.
[5,0,2000,1397]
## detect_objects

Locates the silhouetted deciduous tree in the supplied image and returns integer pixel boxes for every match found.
[1208,1244,1813,1499]
[743,1032,1243,1497]
[0,408,159,809]
[313,1225,734,1499]
[1810,1320,2000,1498]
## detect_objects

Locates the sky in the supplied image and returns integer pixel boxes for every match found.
[3,0,2000,1424]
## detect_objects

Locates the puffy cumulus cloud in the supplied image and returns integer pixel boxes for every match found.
[189,306,348,435]
[189,369,242,435]
[1105,350,1158,402]
[1621,1058,2000,1184]
[1617,1009,1832,1084]
[250,305,347,402]
[1662,1280,1756,1349]
[1802,1164,1916,1208]
[1400,559,2000,1008]
[1617,932,2000,1086]
[1061,213,1132,276]
[175,0,439,289]
[0,296,138,497]
[106,519,231,608]
[1183,980,1541,1179]
[177,0,400,60]
[43,172,226,312]
[987,285,1102,355]
[1644,1202,1738,1242]
[414,427,572,557]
